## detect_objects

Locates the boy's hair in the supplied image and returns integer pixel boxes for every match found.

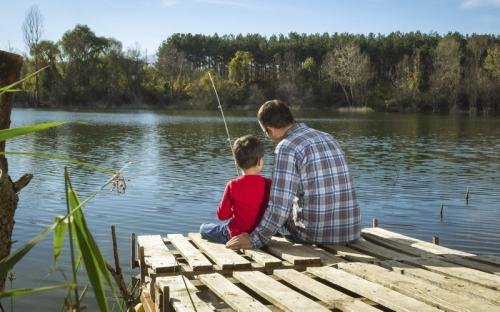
[257,99,295,129]
[233,135,264,170]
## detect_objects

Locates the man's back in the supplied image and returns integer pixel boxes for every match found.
[276,123,361,244]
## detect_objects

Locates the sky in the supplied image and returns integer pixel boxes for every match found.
[1,0,500,56]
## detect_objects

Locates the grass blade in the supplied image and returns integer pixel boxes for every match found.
[1,151,114,174]
[0,66,48,96]
[0,284,75,299]
[0,121,67,142]
[0,226,52,280]
[67,185,109,312]
[53,216,68,270]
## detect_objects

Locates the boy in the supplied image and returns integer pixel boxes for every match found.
[199,135,271,243]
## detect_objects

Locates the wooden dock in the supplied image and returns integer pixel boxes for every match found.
[133,225,500,312]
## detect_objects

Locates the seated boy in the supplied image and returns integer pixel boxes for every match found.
[199,135,271,244]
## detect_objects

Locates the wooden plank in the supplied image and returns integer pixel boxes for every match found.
[362,227,475,257]
[140,289,156,312]
[233,271,330,312]
[338,262,499,312]
[307,266,440,312]
[473,254,500,266]
[243,248,283,268]
[380,260,500,305]
[188,233,251,269]
[167,234,213,271]
[441,254,500,275]
[319,243,377,262]
[266,237,345,266]
[198,273,272,312]
[137,235,178,273]
[349,238,416,260]
[156,275,214,312]
[403,256,500,291]
[273,269,380,311]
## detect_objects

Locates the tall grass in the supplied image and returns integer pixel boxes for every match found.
[0,121,128,311]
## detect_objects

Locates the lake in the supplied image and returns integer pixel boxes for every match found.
[5,108,500,310]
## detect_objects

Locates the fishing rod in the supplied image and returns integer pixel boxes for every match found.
[207,72,240,176]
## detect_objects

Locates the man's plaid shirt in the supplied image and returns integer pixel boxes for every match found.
[250,123,361,248]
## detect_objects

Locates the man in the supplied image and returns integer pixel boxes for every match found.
[226,99,361,249]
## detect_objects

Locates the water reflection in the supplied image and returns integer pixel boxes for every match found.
[5,109,500,310]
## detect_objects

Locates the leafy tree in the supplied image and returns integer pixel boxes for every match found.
[484,44,500,80]
[322,42,372,106]
[228,51,254,86]
[429,36,462,112]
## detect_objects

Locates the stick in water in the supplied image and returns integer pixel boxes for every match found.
[208,72,240,176]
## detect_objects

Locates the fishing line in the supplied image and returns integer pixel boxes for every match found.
[207,72,240,176]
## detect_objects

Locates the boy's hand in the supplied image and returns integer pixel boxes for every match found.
[226,232,252,250]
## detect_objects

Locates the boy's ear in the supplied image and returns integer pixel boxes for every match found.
[258,157,264,167]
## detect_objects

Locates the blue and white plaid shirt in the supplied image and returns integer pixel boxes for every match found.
[250,123,361,248]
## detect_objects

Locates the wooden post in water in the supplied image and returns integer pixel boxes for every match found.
[432,236,440,245]
[440,204,444,219]
[465,187,470,205]
[139,246,146,283]
[131,232,137,268]
[372,218,379,228]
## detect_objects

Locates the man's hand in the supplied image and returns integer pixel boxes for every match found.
[225,232,252,250]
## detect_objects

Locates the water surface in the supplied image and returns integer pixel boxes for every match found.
[5,109,500,310]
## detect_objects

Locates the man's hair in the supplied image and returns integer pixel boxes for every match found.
[257,99,295,128]
[233,135,264,170]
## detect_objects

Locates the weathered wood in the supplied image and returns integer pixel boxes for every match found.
[403,256,500,291]
[308,266,440,312]
[380,260,500,305]
[167,234,213,271]
[362,227,474,257]
[137,226,500,312]
[199,273,272,312]
[156,275,213,312]
[233,271,329,312]
[273,269,380,311]
[441,254,500,275]
[266,236,342,266]
[188,233,251,269]
[140,289,156,312]
[349,238,413,260]
[472,254,500,267]
[131,232,137,269]
[139,246,146,284]
[338,262,499,312]
[137,235,178,273]
[319,243,377,263]
[243,248,283,268]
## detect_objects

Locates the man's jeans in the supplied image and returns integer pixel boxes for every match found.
[199,223,230,243]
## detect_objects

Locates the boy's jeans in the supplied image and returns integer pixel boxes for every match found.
[199,223,230,243]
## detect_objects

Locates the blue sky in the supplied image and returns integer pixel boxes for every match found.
[2,0,499,55]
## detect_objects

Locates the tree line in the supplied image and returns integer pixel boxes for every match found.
[18,9,500,114]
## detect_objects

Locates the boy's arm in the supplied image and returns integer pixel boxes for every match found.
[216,182,233,220]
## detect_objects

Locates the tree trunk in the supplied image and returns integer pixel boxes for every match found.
[0,50,32,291]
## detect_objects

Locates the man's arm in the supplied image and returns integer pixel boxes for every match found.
[242,149,299,249]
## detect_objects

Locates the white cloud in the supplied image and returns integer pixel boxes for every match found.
[162,0,179,7]
[460,0,500,8]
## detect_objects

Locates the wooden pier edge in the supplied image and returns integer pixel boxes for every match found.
[134,225,500,312]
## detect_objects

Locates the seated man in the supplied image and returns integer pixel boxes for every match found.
[226,100,361,249]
